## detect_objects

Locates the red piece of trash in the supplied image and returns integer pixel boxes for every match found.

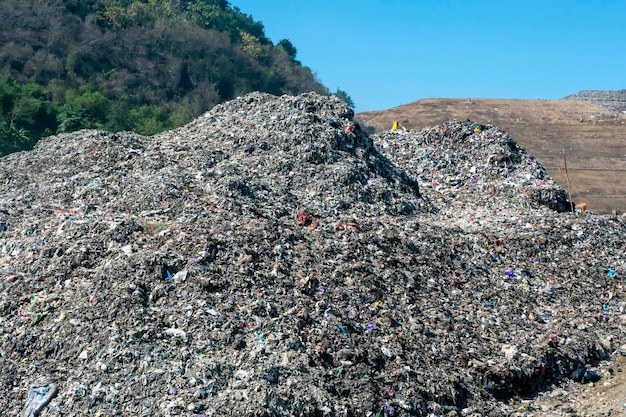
[336,221,358,230]
[297,213,318,229]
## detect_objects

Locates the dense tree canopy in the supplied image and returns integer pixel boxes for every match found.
[0,0,332,155]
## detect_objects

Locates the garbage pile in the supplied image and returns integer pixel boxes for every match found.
[563,89,626,112]
[374,120,570,213]
[1,92,625,417]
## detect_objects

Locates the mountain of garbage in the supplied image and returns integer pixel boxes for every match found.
[1,92,625,416]
[563,89,626,112]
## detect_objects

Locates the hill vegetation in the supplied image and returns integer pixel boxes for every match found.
[0,0,332,155]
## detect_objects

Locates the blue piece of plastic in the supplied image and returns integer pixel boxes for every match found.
[336,323,347,333]
[20,378,58,417]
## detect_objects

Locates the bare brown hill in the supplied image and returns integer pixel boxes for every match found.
[358,98,626,214]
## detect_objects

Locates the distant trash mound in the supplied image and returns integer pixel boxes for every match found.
[563,89,626,112]
[374,119,570,212]
[0,92,625,417]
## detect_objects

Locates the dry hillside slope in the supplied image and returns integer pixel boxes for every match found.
[358,98,626,214]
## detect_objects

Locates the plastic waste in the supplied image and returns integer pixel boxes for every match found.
[571,367,601,383]
[20,377,58,417]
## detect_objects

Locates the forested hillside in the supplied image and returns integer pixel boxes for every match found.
[0,0,330,155]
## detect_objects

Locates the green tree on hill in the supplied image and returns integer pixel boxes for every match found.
[333,88,355,108]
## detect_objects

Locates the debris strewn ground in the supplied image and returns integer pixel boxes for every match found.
[1,92,625,416]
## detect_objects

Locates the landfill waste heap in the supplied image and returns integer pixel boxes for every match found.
[1,92,625,417]
[563,89,626,112]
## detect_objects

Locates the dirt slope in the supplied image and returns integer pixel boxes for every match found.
[358,98,626,214]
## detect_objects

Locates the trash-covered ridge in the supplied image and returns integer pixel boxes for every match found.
[0,92,625,416]
[564,89,626,112]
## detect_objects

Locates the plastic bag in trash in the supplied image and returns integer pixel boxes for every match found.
[20,377,58,417]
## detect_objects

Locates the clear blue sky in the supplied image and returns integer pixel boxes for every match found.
[230,0,625,112]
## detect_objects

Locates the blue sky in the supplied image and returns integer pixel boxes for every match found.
[230,0,625,112]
